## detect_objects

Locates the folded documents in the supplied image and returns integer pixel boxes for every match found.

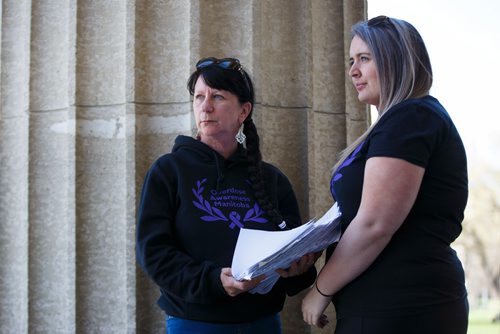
[231,202,342,294]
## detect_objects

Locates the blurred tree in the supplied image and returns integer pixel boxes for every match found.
[456,163,500,307]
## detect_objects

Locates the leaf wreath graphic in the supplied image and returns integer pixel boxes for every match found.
[191,178,268,228]
[192,178,228,222]
[243,203,267,223]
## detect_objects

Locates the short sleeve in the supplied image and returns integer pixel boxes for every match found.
[367,103,448,168]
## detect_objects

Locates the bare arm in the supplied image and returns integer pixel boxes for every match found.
[302,157,425,327]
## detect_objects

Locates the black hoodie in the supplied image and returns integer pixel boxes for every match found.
[136,135,316,323]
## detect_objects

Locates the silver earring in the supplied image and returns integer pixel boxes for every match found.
[235,123,246,144]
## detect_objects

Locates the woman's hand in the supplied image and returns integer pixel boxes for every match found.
[276,251,322,278]
[220,268,266,297]
[302,286,331,328]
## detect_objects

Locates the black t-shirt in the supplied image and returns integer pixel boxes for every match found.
[330,95,468,317]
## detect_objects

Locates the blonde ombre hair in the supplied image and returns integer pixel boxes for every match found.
[333,16,433,172]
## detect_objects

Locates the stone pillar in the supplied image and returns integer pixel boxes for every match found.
[256,1,312,333]
[134,1,192,333]
[74,1,130,332]
[28,1,75,332]
[309,1,347,332]
[256,0,310,212]
[309,0,347,213]
[0,1,31,333]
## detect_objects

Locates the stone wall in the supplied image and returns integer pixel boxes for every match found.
[0,1,367,333]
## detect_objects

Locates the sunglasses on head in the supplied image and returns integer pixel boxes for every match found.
[196,57,251,92]
[196,57,242,70]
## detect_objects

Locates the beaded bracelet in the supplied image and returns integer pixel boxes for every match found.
[315,281,334,298]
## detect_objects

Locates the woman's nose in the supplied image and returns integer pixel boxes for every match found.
[349,63,360,78]
[201,97,214,113]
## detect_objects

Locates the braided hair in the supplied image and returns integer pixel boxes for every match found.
[187,60,285,229]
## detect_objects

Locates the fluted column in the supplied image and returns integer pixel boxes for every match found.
[198,0,254,61]
[256,0,310,215]
[134,1,192,333]
[309,0,346,214]
[0,1,31,333]
[74,1,131,332]
[309,2,348,333]
[256,1,312,333]
[28,1,75,333]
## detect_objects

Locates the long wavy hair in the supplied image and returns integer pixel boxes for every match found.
[187,60,285,229]
[333,16,433,172]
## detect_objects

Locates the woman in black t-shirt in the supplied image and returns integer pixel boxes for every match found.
[302,16,468,334]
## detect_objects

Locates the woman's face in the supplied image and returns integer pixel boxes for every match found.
[349,35,381,108]
[193,76,251,145]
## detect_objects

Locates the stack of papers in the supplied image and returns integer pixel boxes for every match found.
[231,202,342,294]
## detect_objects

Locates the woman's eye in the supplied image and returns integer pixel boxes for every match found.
[213,94,224,100]
[361,56,369,62]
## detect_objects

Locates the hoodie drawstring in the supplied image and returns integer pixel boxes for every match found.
[213,152,224,191]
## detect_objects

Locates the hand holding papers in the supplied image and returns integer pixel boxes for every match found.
[231,202,342,294]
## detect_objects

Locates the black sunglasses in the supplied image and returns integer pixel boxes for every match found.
[196,57,242,70]
[196,57,251,92]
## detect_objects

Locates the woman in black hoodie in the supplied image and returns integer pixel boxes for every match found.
[136,57,318,334]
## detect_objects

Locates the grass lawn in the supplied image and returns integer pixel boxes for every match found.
[468,300,500,334]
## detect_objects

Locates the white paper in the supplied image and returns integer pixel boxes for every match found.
[231,202,342,294]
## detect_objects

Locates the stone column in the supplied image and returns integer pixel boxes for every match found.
[256,0,310,215]
[28,1,75,332]
[309,1,347,332]
[309,0,347,213]
[256,1,312,333]
[74,1,130,332]
[0,1,31,333]
[134,1,192,333]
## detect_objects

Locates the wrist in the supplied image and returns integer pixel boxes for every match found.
[315,280,334,298]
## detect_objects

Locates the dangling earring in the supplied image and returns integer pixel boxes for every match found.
[235,123,246,144]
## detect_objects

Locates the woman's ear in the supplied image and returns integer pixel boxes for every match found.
[239,102,252,123]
